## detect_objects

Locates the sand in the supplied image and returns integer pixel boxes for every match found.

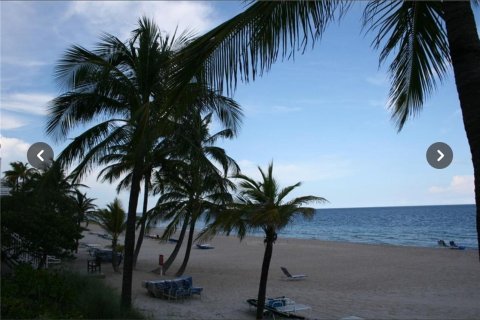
[70,225,480,319]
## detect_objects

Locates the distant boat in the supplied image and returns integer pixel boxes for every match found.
[168,238,179,243]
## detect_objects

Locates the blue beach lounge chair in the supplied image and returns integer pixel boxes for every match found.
[196,243,214,249]
[449,241,466,250]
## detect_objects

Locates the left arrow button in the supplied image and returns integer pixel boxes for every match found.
[27,142,54,169]
[37,150,45,162]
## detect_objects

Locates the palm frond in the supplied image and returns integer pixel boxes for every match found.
[172,1,347,94]
[363,1,450,130]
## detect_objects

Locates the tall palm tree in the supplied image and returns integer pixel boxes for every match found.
[3,161,36,192]
[363,1,480,260]
[202,162,326,320]
[171,1,480,259]
[96,138,171,268]
[90,198,126,272]
[47,19,182,306]
[97,87,240,270]
[47,17,242,307]
[150,111,239,275]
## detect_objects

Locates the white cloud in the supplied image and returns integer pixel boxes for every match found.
[0,136,30,170]
[63,1,218,39]
[1,113,28,130]
[428,175,474,195]
[1,93,53,115]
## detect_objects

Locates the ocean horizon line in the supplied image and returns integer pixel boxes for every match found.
[136,203,476,215]
[318,203,475,210]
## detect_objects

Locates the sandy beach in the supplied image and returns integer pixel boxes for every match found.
[70,225,480,319]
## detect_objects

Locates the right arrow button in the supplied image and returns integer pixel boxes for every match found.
[427,142,453,169]
[437,150,444,162]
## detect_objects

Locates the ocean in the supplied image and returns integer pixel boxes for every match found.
[156,204,478,249]
[279,204,477,248]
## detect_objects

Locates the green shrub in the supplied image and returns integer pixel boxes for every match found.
[1,265,143,319]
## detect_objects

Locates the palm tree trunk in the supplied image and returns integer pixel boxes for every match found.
[256,234,274,320]
[121,163,142,308]
[443,1,480,261]
[75,220,80,253]
[112,237,119,272]
[38,252,47,269]
[163,213,189,273]
[133,173,150,268]
[175,215,197,277]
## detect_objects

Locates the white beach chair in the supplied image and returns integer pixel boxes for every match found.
[281,267,307,280]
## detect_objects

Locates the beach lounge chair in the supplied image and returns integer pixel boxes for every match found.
[247,297,310,319]
[178,276,203,298]
[281,267,307,280]
[438,240,448,247]
[143,276,203,300]
[99,233,113,240]
[196,243,214,249]
[147,280,170,298]
[449,241,466,250]
[191,286,203,298]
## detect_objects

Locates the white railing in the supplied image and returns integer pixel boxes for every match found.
[2,230,43,269]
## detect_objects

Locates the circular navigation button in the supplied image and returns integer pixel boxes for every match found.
[426,142,453,169]
[27,142,54,169]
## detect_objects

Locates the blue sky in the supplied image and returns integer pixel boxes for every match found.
[1,1,478,209]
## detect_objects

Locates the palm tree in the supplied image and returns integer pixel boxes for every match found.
[3,161,36,191]
[96,139,170,268]
[202,162,326,320]
[47,19,178,305]
[150,111,239,275]
[74,190,97,227]
[363,1,480,260]
[2,161,83,268]
[90,198,126,272]
[47,17,243,307]
[73,190,97,252]
[147,161,190,273]
[171,1,480,259]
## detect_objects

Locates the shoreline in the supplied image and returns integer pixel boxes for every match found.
[71,224,480,319]
[148,226,478,250]
[152,204,477,250]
